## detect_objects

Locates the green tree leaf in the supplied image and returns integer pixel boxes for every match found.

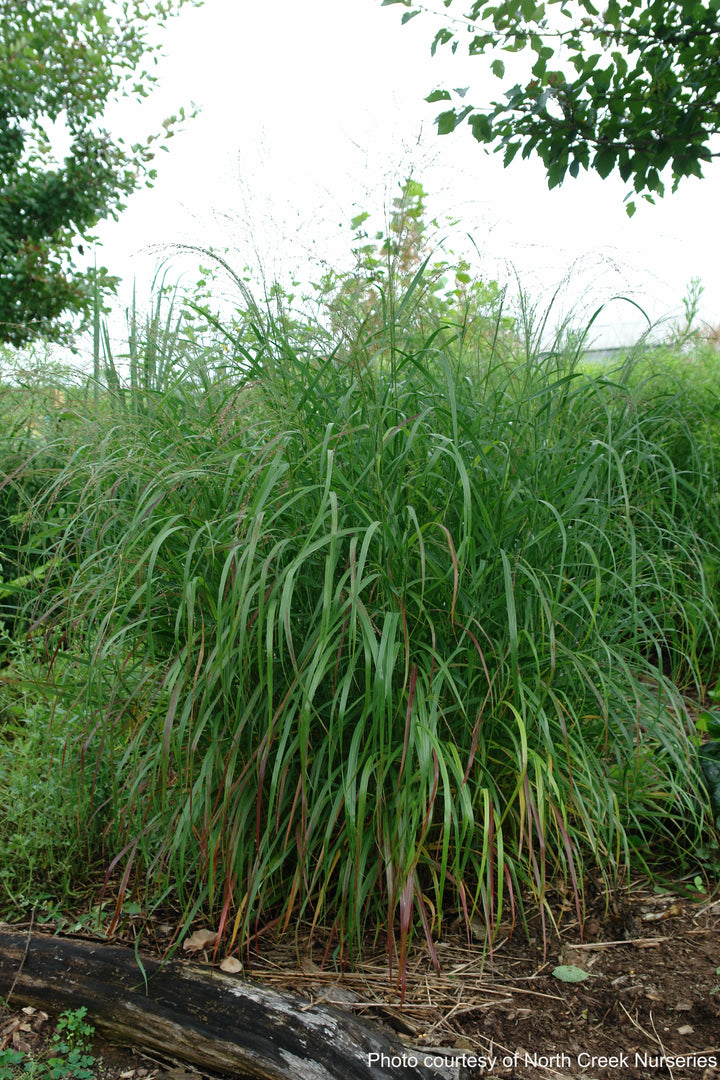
[470,113,493,141]
[594,147,617,178]
[436,109,458,134]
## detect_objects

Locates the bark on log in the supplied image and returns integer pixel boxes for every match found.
[0,932,461,1080]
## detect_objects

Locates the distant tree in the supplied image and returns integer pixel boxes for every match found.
[0,0,200,347]
[382,0,720,214]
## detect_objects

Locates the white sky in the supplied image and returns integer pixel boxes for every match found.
[91,0,720,352]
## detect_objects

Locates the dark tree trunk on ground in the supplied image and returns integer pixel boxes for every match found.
[0,932,458,1080]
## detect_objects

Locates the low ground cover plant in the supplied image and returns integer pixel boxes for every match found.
[3,189,720,981]
[0,634,111,912]
[0,1007,97,1080]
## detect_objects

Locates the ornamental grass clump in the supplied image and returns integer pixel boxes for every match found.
[18,280,720,981]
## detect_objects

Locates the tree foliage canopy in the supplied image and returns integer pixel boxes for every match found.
[0,0,199,347]
[383,0,720,214]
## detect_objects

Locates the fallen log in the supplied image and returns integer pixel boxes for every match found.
[0,931,462,1080]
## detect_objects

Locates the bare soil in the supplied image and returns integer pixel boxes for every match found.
[2,882,719,1080]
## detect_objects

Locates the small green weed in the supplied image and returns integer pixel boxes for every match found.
[0,1008,96,1080]
[0,641,111,918]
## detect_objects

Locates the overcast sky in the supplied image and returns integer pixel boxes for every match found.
[91,0,720,351]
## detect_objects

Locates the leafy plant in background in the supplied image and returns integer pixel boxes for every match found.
[0,0,201,348]
[167,178,515,395]
[666,277,706,350]
[383,0,720,215]
[318,177,513,364]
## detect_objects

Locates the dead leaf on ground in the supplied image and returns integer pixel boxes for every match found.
[642,902,683,922]
[182,928,218,952]
[11,1031,34,1054]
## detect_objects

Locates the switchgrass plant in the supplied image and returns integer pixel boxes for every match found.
[14,283,720,982]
